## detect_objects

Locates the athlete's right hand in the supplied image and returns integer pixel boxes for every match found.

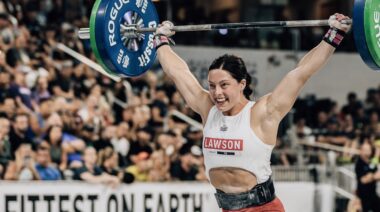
[328,13,351,33]
[155,21,175,37]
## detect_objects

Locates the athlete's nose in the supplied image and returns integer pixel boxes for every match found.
[214,85,223,95]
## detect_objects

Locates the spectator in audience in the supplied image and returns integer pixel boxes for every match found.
[354,107,368,132]
[368,111,379,134]
[125,151,152,182]
[111,122,131,165]
[355,137,380,212]
[364,89,379,111]
[313,111,329,137]
[32,75,51,104]
[34,98,63,134]
[9,113,34,156]
[317,118,350,146]
[60,22,85,55]
[35,142,62,180]
[78,94,103,142]
[149,87,169,131]
[121,106,134,126]
[183,125,203,148]
[128,127,154,164]
[93,125,115,152]
[73,146,120,186]
[131,104,151,130]
[0,116,11,178]
[98,147,134,184]
[287,118,315,148]
[155,131,180,161]
[169,90,186,112]
[43,125,67,171]
[4,143,40,180]
[170,146,203,181]
[0,97,16,119]
[270,137,294,166]
[341,92,363,119]
[148,149,171,182]
[61,132,86,168]
[51,60,75,99]
[0,68,12,103]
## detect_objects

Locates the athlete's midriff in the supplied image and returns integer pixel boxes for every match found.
[209,167,258,193]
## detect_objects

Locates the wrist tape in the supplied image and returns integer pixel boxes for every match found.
[323,28,346,48]
[154,35,175,49]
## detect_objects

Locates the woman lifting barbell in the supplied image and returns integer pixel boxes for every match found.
[153,13,351,211]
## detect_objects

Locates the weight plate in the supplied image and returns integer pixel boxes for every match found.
[90,0,119,76]
[91,0,159,77]
[364,0,380,69]
[353,0,380,70]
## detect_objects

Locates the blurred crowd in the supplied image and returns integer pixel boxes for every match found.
[0,1,379,194]
[0,0,207,185]
[278,90,380,167]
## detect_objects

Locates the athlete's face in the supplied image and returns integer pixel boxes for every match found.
[208,69,245,112]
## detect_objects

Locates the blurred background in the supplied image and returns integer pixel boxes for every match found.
[154,0,355,51]
[0,0,378,212]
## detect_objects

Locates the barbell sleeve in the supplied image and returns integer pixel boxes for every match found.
[78,19,352,40]
[78,28,90,39]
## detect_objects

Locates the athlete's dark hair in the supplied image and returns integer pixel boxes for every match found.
[208,54,253,99]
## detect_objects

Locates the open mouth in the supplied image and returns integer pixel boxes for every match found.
[215,98,228,106]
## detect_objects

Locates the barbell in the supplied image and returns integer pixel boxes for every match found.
[77,0,380,78]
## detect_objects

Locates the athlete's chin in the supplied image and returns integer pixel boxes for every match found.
[216,103,230,112]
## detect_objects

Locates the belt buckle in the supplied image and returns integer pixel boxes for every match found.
[256,185,268,202]
[248,192,255,200]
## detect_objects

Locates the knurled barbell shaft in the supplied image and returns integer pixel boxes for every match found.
[78,19,352,40]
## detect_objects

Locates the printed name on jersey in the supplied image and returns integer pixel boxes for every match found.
[216,151,236,156]
[203,137,243,151]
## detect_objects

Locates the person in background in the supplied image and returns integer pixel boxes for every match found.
[4,143,40,180]
[125,151,152,182]
[9,113,34,156]
[73,146,120,187]
[35,142,62,180]
[355,137,380,212]
[43,125,68,171]
[170,146,203,181]
[98,146,134,184]
[0,116,11,178]
[148,149,171,182]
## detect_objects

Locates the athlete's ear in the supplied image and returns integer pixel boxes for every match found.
[240,79,246,91]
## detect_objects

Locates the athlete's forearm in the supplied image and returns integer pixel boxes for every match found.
[296,41,335,79]
[157,45,190,80]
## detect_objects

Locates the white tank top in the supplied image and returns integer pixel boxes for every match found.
[202,101,274,184]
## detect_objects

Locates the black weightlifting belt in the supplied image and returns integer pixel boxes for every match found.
[214,177,276,210]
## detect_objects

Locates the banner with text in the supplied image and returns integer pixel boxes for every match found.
[0,181,218,212]
[0,181,322,212]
